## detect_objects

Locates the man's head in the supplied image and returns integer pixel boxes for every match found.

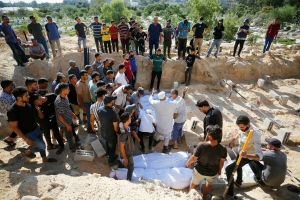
[80,70,88,81]
[125,104,136,115]
[118,64,126,73]
[103,23,107,29]
[199,16,204,22]
[103,95,117,106]
[2,15,9,23]
[274,17,279,24]
[1,79,15,93]
[69,60,76,68]
[129,50,134,57]
[195,99,210,114]
[123,84,133,94]
[94,16,98,23]
[46,15,52,23]
[56,74,66,83]
[265,138,281,150]
[25,78,38,91]
[75,16,81,23]
[183,19,188,25]
[158,91,166,101]
[137,87,144,97]
[69,74,78,85]
[96,87,107,99]
[38,78,48,89]
[120,112,131,125]
[30,93,43,106]
[120,16,125,23]
[244,18,249,25]
[29,15,36,23]
[12,86,29,103]
[111,20,115,26]
[153,16,158,24]
[134,22,138,29]
[123,53,129,60]
[103,59,110,67]
[218,19,223,26]
[236,115,251,132]
[58,82,69,95]
[206,125,222,142]
[91,72,100,82]
[106,70,114,80]
[97,80,105,88]
[95,52,102,61]
[170,89,178,99]
[139,26,143,32]
[31,39,38,46]
[156,48,162,56]
[190,47,195,55]
[166,19,171,26]
[84,65,93,75]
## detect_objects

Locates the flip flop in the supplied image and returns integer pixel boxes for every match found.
[44,158,57,163]
[24,151,36,159]
[169,144,179,149]
[288,185,300,193]
[4,139,16,147]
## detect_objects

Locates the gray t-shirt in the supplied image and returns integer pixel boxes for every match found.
[162,26,175,41]
[262,150,287,186]
[29,44,45,54]
[129,92,140,114]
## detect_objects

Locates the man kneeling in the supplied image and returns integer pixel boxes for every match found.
[186,125,226,199]
[29,39,47,60]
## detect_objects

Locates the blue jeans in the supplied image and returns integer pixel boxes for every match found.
[26,127,46,157]
[35,37,49,56]
[7,42,28,64]
[263,36,274,53]
[207,39,222,56]
[171,121,185,141]
[149,40,159,56]
[84,102,91,130]
[78,37,87,49]
[130,40,135,51]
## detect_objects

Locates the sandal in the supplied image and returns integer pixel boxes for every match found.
[288,185,300,193]
[4,139,16,147]
[24,150,36,159]
[169,144,179,149]
[44,158,57,163]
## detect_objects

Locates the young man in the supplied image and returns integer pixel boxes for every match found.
[103,70,114,85]
[27,15,49,56]
[118,16,130,54]
[162,20,175,59]
[225,116,263,200]
[177,19,190,60]
[109,20,119,52]
[85,65,93,82]
[8,86,56,162]
[37,78,49,96]
[123,53,134,86]
[181,48,199,86]
[29,39,47,60]
[233,19,250,57]
[112,84,133,115]
[90,88,107,133]
[51,72,64,93]
[0,15,29,66]
[129,50,138,89]
[134,26,147,56]
[115,64,129,87]
[68,60,80,80]
[75,16,87,52]
[54,74,67,95]
[76,70,93,133]
[68,74,84,124]
[90,16,104,53]
[129,22,137,52]
[88,72,100,103]
[148,49,168,92]
[196,99,223,143]
[263,18,280,53]
[119,112,135,181]
[129,87,144,117]
[206,20,224,58]
[45,15,62,57]
[192,16,210,57]
[147,16,162,56]
[124,104,140,142]
[101,23,112,54]
[138,109,156,152]
[186,125,226,200]
[102,59,116,78]
[25,78,38,97]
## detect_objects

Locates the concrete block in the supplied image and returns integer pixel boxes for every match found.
[294,103,300,112]
[257,79,265,88]
[279,95,289,106]
[263,118,274,130]
[85,134,97,144]
[189,117,199,129]
[277,128,291,144]
[269,90,279,100]
[173,81,178,89]
[74,150,94,162]
[229,90,238,98]
[83,143,93,151]
[91,139,106,157]
[263,75,271,83]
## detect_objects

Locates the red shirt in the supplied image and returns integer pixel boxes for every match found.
[109,25,118,39]
[266,23,280,37]
[123,61,133,79]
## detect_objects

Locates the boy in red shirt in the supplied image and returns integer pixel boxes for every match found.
[263,18,280,53]
[109,20,119,53]
[123,53,134,87]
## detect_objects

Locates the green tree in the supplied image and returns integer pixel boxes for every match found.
[31,0,37,8]
[100,0,130,23]
[62,5,79,19]
[273,5,297,24]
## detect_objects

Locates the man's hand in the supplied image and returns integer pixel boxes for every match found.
[186,162,191,168]
[4,35,10,39]
[240,150,247,158]
[139,103,143,109]
[123,157,128,166]
[229,139,235,148]
[66,124,72,131]
[72,113,77,119]
[183,87,189,94]
[25,138,35,146]
[34,103,40,110]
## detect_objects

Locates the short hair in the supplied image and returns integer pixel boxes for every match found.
[84,65,92,71]
[123,54,126,58]
[196,99,210,107]
[157,48,161,52]
[25,78,37,87]
[29,15,34,19]
[2,15,7,19]
[94,16,98,19]
[91,72,100,79]
[96,88,107,97]
[1,79,13,89]
[12,86,28,99]
[58,83,69,93]
[120,112,130,123]
[97,80,105,87]
[236,116,250,125]
[38,78,48,84]
[75,16,79,20]
[111,20,115,23]
[103,23,106,26]
[80,70,87,77]
[206,125,222,140]
[171,89,178,96]
[106,70,114,75]
[95,52,101,58]
[56,74,64,82]
[129,50,134,53]
[190,48,195,51]
[103,59,108,65]
[69,74,76,80]
[118,64,126,70]
[106,83,113,90]
[46,15,52,19]
[124,84,133,91]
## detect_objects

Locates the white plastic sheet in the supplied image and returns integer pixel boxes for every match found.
[115,168,144,182]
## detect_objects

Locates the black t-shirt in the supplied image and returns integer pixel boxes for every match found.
[98,106,118,141]
[185,54,199,67]
[194,142,227,176]
[41,93,57,117]
[135,32,147,44]
[75,23,86,38]
[103,62,114,76]
[68,83,78,105]
[213,25,224,40]
[192,23,208,38]
[204,107,223,136]
[7,103,38,134]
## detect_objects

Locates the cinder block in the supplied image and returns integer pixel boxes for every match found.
[277,128,291,144]
[279,95,289,106]
[263,118,274,130]
[173,81,178,89]
[91,139,106,157]
[269,90,279,100]
[229,90,238,98]
[85,134,98,144]
[74,150,94,162]
[263,75,271,83]
[257,79,265,88]
[189,117,199,129]
[83,143,93,151]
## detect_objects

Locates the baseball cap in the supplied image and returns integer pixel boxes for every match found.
[158,91,166,99]
[137,87,144,95]
[166,19,171,23]
[219,19,223,23]
[125,104,136,113]
[103,95,117,105]
[265,138,281,148]
[244,18,250,23]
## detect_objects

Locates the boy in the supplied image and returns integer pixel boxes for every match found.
[123,53,134,86]
[134,26,147,56]
[181,48,199,86]
[129,50,137,89]
[101,23,112,53]
[109,20,119,52]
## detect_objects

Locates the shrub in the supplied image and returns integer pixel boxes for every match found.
[274,38,296,45]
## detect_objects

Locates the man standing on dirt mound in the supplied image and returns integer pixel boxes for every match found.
[262,17,280,53]
[147,16,163,56]
[233,18,250,58]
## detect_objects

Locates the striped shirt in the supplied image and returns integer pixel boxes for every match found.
[90,22,102,38]
[90,101,104,122]
[118,22,129,40]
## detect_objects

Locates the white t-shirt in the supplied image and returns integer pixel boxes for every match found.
[115,72,127,86]
[173,96,186,123]
[112,85,127,113]
[139,113,156,133]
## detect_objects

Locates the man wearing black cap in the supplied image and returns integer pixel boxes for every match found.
[118,16,130,54]
[206,20,224,58]
[162,20,175,59]
[90,16,104,53]
[241,138,287,187]
[192,17,210,57]
[233,18,250,57]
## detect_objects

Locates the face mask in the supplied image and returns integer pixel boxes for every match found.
[199,22,202,24]
[126,58,129,61]
[130,55,134,58]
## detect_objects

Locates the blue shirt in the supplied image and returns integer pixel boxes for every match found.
[68,67,80,80]
[52,80,58,93]
[148,23,162,41]
[129,56,137,72]
[45,22,60,40]
[90,22,102,38]
[0,23,17,43]
[178,21,191,38]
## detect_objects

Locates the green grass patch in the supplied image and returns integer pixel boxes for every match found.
[65,30,76,37]
[274,38,296,45]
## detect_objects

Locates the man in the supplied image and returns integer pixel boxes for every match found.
[54,74,67,95]
[233,18,250,57]
[129,51,138,89]
[225,116,263,200]
[109,20,119,53]
[75,16,87,52]
[68,60,80,80]
[85,65,93,82]
[123,53,134,86]
[206,20,224,58]
[103,70,114,85]
[182,48,199,86]
[169,88,188,149]
[242,138,287,187]
[147,16,163,56]
[90,16,104,53]
[45,15,62,57]
[97,80,106,89]
[177,19,191,60]
[132,23,140,54]
[102,59,116,78]
[37,78,49,96]
[68,74,84,124]
[90,88,107,133]
[92,53,116,80]
[119,112,135,181]
[27,15,49,56]
[118,16,130,54]
[8,86,56,162]
[263,18,280,53]
[124,104,140,142]
[115,64,129,87]
[76,70,93,133]
[138,109,156,152]
[134,26,147,56]
[51,72,64,92]
[162,20,175,59]
[92,53,103,74]
[54,83,80,152]
[196,99,223,143]
[0,15,29,66]
[149,90,178,153]
[88,72,100,103]
[97,95,119,167]
[112,84,133,115]
[129,87,144,117]
[192,16,210,57]
[14,37,30,64]
[129,22,137,52]
[29,39,47,60]
[25,78,38,97]
[186,125,227,200]
[148,49,168,92]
